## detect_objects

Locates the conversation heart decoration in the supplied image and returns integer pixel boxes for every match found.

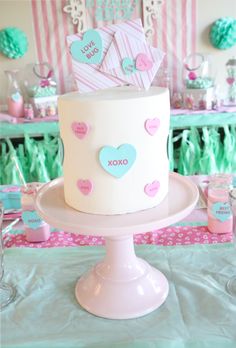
[11,92,21,102]
[77,180,93,196]
[22,211,44,230]
[144,118,160,136]
[70,29,103,64]
[212,202,232,222]
[136,53,153,71]
[144,181,160,197]
[99,144,136,178]
[71,122,90,139]
[122,53,153,75]
[122,57,137,75]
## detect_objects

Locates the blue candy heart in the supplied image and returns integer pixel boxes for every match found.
[212,202,232,222]
[11,92,21,102]
[99,144,136,178]
[70,29,103,64]
[122,57,137,75]
[22,210,44,230]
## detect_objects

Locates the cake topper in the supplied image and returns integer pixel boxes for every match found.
[67,18,165,93]
[70,29,103,64]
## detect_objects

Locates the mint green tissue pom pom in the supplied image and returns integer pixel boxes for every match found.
[210,17,236,50]
[0,27,28,59]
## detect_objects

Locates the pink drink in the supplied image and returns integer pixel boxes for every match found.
[7,95,24,118]
[208,187,233,233]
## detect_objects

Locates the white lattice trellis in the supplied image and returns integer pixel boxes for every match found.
[142,0,164,41]
[63,0,88,33]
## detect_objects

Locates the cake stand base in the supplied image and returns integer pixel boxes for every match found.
[75,235,168,319]
[36,173,199,319]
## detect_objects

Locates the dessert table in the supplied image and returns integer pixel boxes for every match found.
[1,176,236,347]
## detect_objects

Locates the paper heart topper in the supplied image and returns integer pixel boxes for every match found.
[70,29,103,65]
[67,18,164,93]
[100,30,165,90]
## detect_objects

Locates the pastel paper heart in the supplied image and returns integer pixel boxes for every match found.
[99,144,136,178]
[144,118,160,135]
[122,57,137,75]
[212,202,232,222]
[22,211,44,230]
[77,180,93,195]
[70,29,103,64]
[11,92,21,102]
[72,122,89,139]
[136,53,153,71]
[226,77,235,85]
[144,181,160,197]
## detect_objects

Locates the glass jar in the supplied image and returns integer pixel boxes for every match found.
[5,70,24,117]
[21,183,50,242]
[183,53,214,90]
[24,62,57,98]
[207,175,233,234]
[224,57,236,106]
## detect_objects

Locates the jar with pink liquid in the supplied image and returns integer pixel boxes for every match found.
[5,70,24,118]
[207,177,233,234]
[21,183,50,242]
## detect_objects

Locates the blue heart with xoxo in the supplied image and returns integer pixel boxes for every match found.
[99,144,136,178]
[70,29,103,64]
[22,210,44,230]
[212,202,231,222]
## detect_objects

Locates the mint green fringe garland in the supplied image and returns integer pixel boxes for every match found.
[0,135,62,185]
[0,126,236,184]
[170,125,236,175]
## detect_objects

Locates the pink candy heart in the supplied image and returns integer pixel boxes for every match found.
[77,180,93,195]
[226,77,235,85]
[72,122,89,139]
[144,181,160,197]
[144,118,160,135]
[136,53,153,71]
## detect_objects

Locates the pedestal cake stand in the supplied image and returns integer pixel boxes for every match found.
[35,172,198,319]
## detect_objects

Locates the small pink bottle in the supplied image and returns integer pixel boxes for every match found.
[207,177,233,234]
[5,70,24,118]
[21,183,50,242]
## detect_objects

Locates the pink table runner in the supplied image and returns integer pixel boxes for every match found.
[4,225,233,248]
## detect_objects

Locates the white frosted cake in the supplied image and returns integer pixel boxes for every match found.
[58,86,170,215]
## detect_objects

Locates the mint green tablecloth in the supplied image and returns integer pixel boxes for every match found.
[2,244,236,348]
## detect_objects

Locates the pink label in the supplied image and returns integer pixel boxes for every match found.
[136,53,153,71]
[144,181,160,197]
[77,180,93,195]
[72,122,89,139]
[144,118,160,135]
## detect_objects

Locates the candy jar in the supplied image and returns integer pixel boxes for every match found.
[24,62,57,98]
[183,53,214,89]
[171,92,183,109]
[224,57,236,106]
[24,103,34,120]
[5,69,24,117]
[207,175,233,234]
[21,183,50,242]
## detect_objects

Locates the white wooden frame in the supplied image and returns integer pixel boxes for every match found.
[63,0,163,39]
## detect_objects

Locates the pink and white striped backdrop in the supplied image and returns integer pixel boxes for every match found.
[31,0,196,94]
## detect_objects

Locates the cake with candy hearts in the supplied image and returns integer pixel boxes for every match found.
[58,86,170,215]
[58,19,169,214]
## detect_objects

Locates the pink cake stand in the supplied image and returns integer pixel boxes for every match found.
[35,172,198,319]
